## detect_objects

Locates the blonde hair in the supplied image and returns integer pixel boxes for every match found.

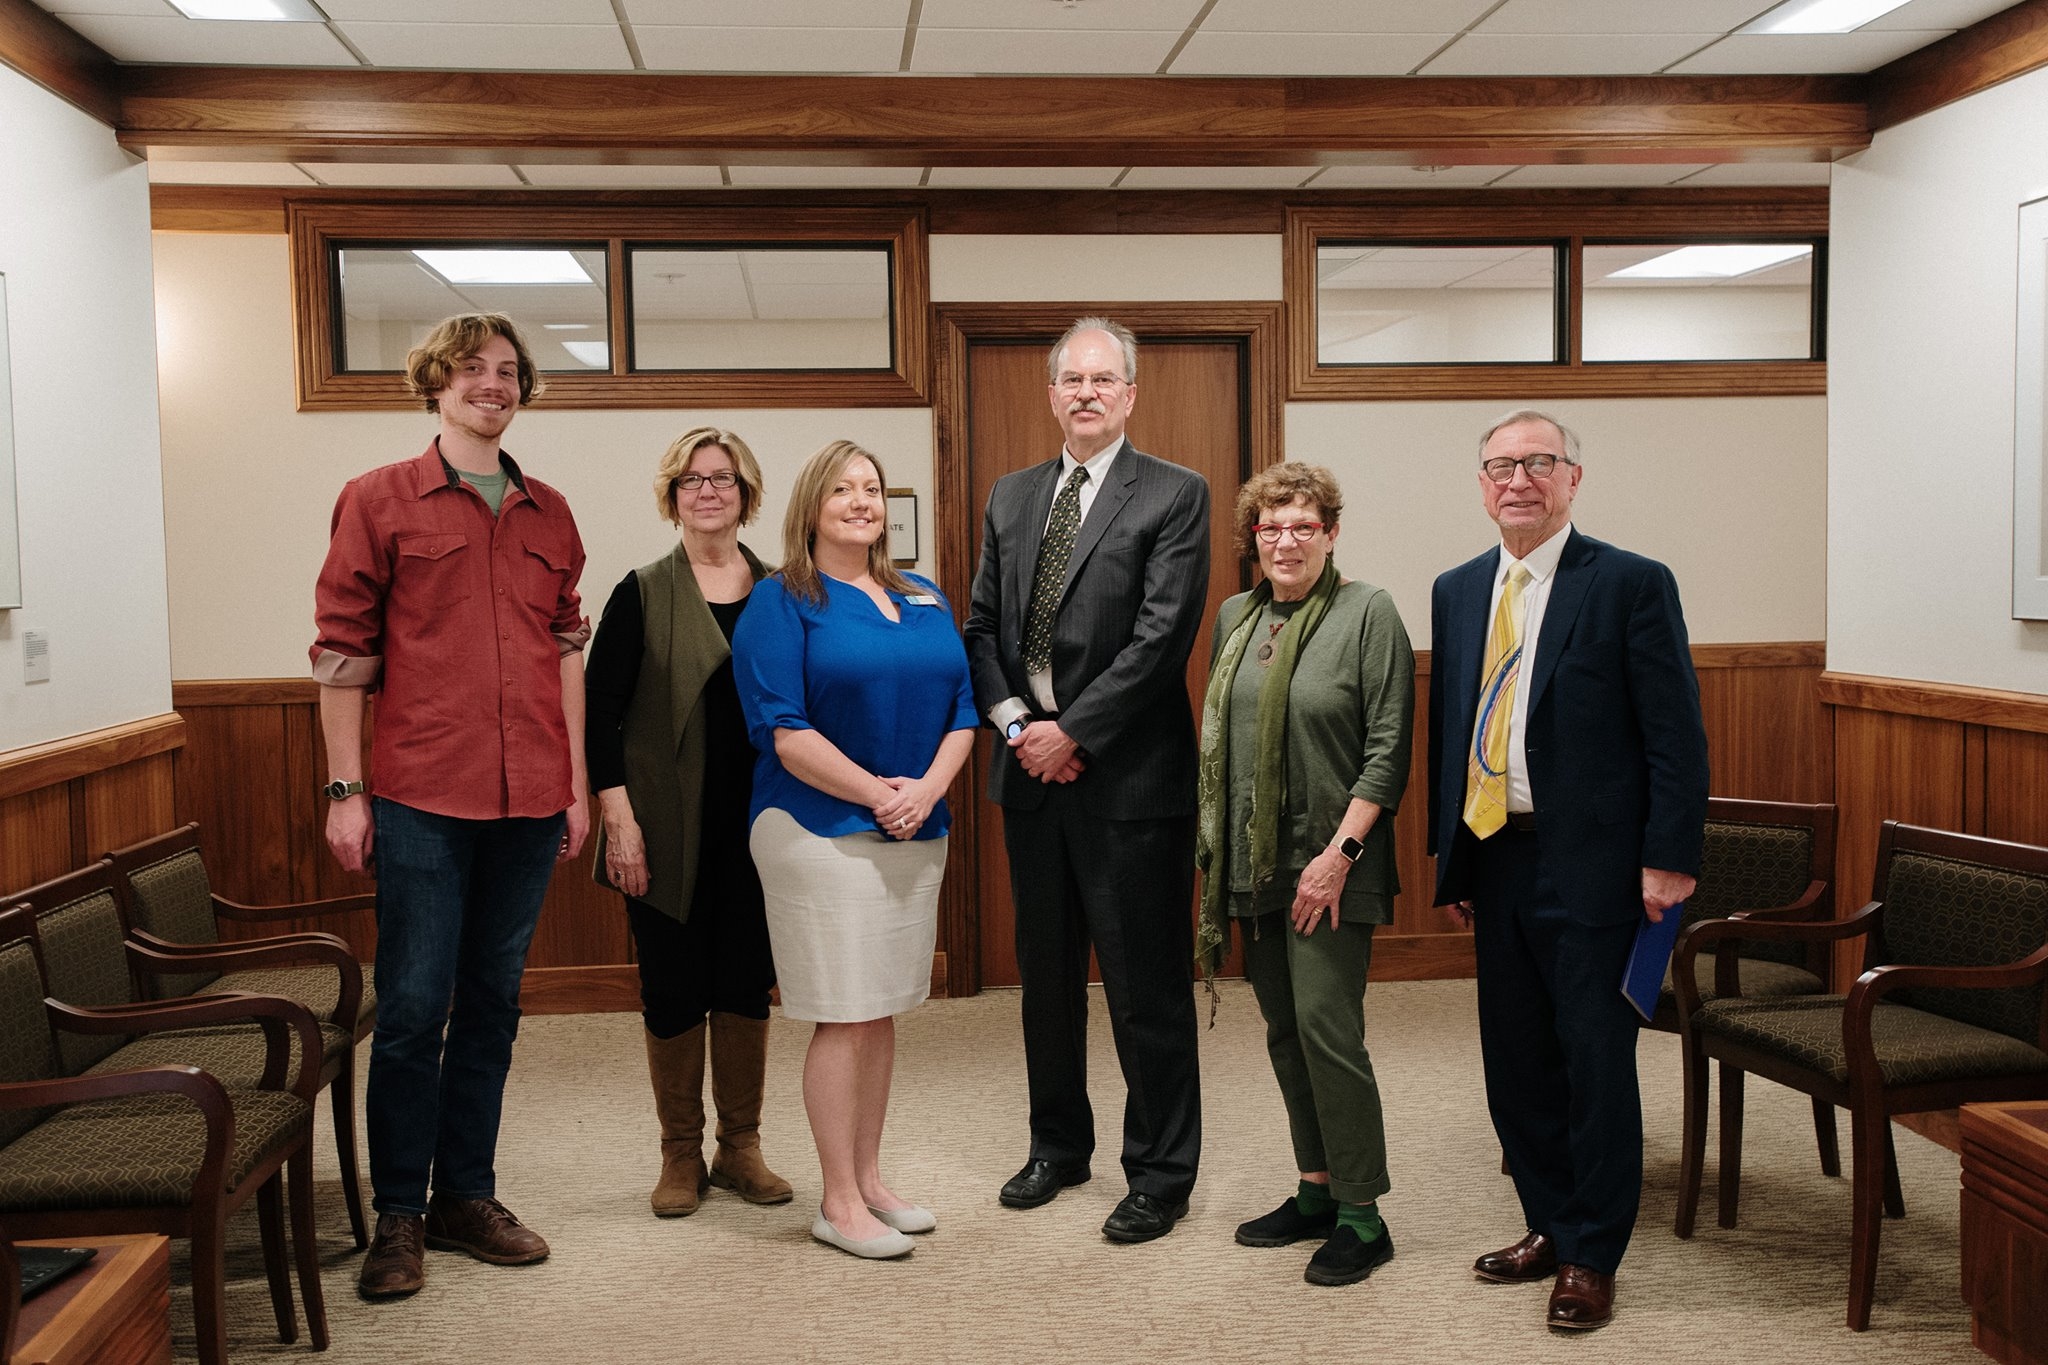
[653,426,765,526]
[404,313,542,412]
[778,440,918,606]
[1232,462,1344,560]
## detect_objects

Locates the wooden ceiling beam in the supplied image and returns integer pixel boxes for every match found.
[116,69,1871,166]
[0,0,119,126]
[1867,0,2048,129]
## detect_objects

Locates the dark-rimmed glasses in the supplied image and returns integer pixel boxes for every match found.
[677,471,739,491]
[1254,522,1326,544]
[1481,454,1570,483]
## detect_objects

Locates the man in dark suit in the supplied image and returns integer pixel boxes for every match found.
[1427,409,1709,1330]
[964,317,1211,1244]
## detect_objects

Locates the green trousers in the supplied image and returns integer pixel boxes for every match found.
[1239,908,1391,1204]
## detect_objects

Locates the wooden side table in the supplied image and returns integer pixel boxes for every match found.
[8,1236,171,1365]
[1961,1101,2048,1365]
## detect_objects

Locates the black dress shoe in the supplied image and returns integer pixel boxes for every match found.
[1102,1192,1188,1244]
[1235,1198,1338,1248]
[1304,1224,1395,1286]
[999,1158,1090,1209]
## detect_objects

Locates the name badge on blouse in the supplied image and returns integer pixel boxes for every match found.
[904,594,940,606]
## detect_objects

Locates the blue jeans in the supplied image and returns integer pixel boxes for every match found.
[366,798,564,1215]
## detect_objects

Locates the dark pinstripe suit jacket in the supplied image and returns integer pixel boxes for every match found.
[964,441,1211,818]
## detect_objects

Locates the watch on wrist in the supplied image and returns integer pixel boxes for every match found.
[322,779,365,801]
[1334,835,1366,864]
[1005,718,1030,740]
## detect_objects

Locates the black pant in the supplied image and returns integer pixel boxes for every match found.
[625,894,774,1038]
[1005,784,1201,1201]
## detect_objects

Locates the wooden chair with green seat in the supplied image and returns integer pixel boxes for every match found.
[1674,821,2048,1330]
[105,824,373,1249]
[0,902,328,1365]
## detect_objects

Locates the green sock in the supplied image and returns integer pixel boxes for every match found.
[1295,1180,1337,1216]
[1337,1202,1385,1239]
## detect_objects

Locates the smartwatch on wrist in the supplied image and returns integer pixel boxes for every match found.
[1005,717,1030,740]
[1333,835,1366,863]
[322,779,365,800]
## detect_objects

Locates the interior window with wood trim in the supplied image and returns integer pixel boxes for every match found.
[288,202,930,410]
[1285,194,1826,401]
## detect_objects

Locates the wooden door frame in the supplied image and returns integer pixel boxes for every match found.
[930,300,1286,998]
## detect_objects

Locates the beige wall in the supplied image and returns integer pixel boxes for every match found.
[154,228,1826,680]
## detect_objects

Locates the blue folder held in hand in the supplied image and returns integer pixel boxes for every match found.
[1621,902,1684,1022]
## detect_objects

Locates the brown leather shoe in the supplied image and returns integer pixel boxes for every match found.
[358,1213,425,1299]
[1474,1230,1558,1283]
[423,1195,550,1265]
[1547,1264,1616,1330]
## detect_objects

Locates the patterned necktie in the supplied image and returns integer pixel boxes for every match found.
[1022,465,1091,676]
[1464,563,1530,839]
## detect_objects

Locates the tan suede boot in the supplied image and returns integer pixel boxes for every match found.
[706,1012,794,1204]
[644,1024,709,1217]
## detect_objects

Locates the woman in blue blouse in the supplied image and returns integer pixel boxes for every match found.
[735,438,978,1261]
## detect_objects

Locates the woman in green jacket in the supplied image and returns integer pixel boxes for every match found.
[1196,461,1415,1288]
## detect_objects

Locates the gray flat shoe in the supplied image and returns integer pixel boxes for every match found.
[869,1203,936,1234]
[812,1211,914,1260]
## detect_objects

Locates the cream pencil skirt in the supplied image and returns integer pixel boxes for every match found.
[750,806,946,1023]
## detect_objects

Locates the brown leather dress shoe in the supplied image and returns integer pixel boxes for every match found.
[1547,1264,1616,1330]
[424,1195,551,1265]
[358,1213,425,1299]
[1473,1230,1558,1283]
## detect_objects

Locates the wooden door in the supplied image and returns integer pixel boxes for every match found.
[962,337,1248,989]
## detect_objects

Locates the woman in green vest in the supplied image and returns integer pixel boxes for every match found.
[585,426,790,1218]
[1195,461,1415,1288]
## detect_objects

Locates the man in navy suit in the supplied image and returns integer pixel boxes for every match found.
[1426,409,1709,1330]
[965,318,1210,1244]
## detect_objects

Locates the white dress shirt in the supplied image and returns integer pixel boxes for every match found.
[1482,522,1573,814]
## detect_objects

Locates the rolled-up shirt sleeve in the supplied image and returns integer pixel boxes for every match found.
[551,520,591,654]
[310,480,389,688]
[734,579,815,752]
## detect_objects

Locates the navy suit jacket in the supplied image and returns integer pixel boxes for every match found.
[1426,528,1709,926]
[963,442,1210,818]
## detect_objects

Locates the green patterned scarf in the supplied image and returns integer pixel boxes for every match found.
[1194,558,1341,995]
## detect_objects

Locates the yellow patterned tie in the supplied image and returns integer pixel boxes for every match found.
[1464,564,1529,839]
[1022,465,1090,676]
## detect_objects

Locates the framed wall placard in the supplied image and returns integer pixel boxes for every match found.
[887,489,918,567]
[2017,196,2048,621]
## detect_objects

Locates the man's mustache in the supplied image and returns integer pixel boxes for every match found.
[1066,398,1107,415]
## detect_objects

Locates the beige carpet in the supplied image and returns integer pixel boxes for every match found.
[178,979,1981,1363]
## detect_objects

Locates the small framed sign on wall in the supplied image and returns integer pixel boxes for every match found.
[887,488,918,567]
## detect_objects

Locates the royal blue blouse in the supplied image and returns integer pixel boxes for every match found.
[735,571,978,840]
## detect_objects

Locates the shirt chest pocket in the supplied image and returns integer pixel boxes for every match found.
[517,536,573,612]
[396,532,471,605]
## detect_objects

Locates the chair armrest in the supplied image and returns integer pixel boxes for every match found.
[0,1065,236,1204]
[1841,945,2048,1089]
[130,928,338,957]
[127,933,363,1028]
[47,992,323,1100]
[1674,900,1879,1019]
[1728,879,1829,922]
[211,892,374,924]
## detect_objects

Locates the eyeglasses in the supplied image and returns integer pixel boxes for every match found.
[677,471,739,491]
[1054,372,1128,394]
[1480,454,1571,483]
[1254,522,1326,544]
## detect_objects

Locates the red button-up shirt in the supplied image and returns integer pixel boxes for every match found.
[311,443,590,821]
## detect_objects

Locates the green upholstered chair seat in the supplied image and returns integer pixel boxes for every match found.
[208,964,376,1034]
[0,1088,309,1211]
[1660,954,1826,1008]
[1695,993,2048,1088]
[85,1023,351,1090]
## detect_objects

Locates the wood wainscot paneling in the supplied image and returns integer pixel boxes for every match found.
[0,713,185,898]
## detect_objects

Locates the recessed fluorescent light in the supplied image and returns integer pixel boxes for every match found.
[561,341,610,368]
[1741,0,1911,35]
[1607,244,1813,279]
[542,323,591,331]
[170,0,327,20]
[412,250,594,286]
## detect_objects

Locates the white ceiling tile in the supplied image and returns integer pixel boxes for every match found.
[924,166,1125,187]
[1477,0,1775,33]
[919,0,1205,30]
[1863,0,2020,29]
[1490,162,1714,186]
[320,0,614,19]
[725,165,925,186]
[301,162,528,187]
[1118,165,1319,189]
[910,27,1178,73]
[1421,31,1718,74]
[1310,164,1519,188]
[339,22,634,70]
[1170,31,1449,75]
[1672,30,1954,72]
[1678,161,1834,185]
[514,164,725,188]
[636,25,904,71]
[58,13,356,63]
[37,0,176,16]
[148,159,318,185]
[1201,0,1493,33]
[621,0,905,24]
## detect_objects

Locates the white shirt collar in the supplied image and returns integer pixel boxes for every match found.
[1497,522,1573,585]
[1061,438,1123,484]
